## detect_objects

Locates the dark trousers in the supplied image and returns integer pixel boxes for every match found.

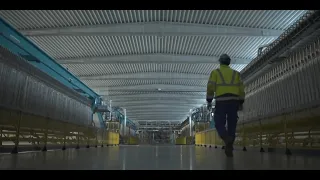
[214,100,239,144]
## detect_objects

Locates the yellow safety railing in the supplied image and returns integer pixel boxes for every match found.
[175,136,193,145]
[195,107,320,154]
[122,136,139,145]
[128,136,139,145]
[0,107,119,153]
[105,131,120,146]
[195,122,210,132]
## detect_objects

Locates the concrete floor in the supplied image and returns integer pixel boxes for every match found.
[0,145,319,170]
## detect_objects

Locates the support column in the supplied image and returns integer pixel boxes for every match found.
[189,109,192,137]
[173,130,176,144]
[86,128,90,148]
[0,126,2,147]
[101,130,104,147]
[124,109,127,136]
[242,124,247,151]
[152,132,154,142]
[284,114,292,155]
[75,131,80,149]
[259,119,265,152]
[42,119,48,152]
[62,127,66,151]
[95,129,98,148]
[62,136,66,150]
[109,100,112,121]
[11,111,22,154]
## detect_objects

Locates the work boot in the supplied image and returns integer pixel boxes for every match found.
[222,136,233,157]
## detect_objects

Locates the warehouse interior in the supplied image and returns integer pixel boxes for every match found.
[0,10,320,170]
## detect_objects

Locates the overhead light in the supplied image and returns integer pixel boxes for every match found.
[157,88,162,91]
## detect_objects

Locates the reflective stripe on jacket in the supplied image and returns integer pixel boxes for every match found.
[206,65,245,102]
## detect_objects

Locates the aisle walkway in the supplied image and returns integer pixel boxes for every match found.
[0,145,319,170]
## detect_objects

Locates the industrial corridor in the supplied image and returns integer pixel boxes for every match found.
[1,10,320,170]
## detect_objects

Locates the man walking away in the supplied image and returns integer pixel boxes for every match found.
[206,54,245,157]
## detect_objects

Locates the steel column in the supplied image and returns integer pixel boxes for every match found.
[189,109,192,137]
[124,109,127,136]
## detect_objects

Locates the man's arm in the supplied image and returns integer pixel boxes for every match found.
[206,70,217,103]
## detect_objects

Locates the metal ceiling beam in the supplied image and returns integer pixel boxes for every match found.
[139,123,180,125]
[127,107,193,111]
[130,115,188,118]
[115,104,204,108]
[125,105,200,109]
[139,127,175,129]
[112,100,205,106]
[130,116,187,119]
[128,112,189,115]
[127,113,192,116]
[130,116,188,120]
[80,72,209,80]
[126,106,199,111]
[104,91,206,97]
[127,112,191,115]
[138,120,181,122]
[139,126,179,128]
[119,105,203,109]
[128,114,191,116]
[20,22,283,37]
[136,120,183,122]
[108,97,206,102]
[58,53,250,64]
[103,93,205,99]
[131,117,186,120]
[131,112,188,115]
[139,124,180,126]
[129,114,188,117]
[93,84,205,92]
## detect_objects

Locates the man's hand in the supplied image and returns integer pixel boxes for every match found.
[207,103,212,111]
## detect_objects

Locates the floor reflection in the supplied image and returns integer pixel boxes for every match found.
[0,145,320,170]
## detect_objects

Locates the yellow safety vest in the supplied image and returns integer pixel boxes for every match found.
[206,65,245,102]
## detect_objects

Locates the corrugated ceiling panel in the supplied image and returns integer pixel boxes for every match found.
[0,10,306,31]
[63,63,214,76]
[0,10,306,122]
[63,63,246,77]
[107,91,206,96]
[82,79,208,87]
[28,36,277,60]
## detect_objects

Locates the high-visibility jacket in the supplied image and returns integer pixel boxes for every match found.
[206,65,245,103]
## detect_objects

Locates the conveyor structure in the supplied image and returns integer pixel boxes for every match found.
[0,17,137,130]
[195,10,320,154]
[0,18,138,153]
